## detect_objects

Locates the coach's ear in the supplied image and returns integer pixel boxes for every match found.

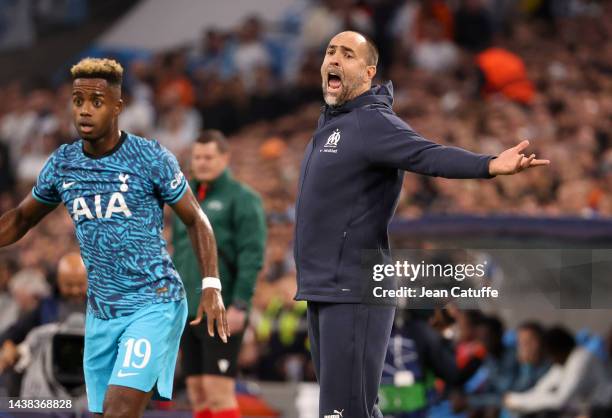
[366,65,377,82]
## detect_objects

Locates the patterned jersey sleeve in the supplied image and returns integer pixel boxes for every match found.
[150,142,188,204]
[32,151,61,205]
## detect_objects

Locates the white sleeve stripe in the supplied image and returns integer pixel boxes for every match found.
[166,180,187,204]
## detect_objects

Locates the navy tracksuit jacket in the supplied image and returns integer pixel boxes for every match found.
[294,82,494,303]
[294,82,495,417]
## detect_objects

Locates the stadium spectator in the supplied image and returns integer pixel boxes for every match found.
[454,310,487,369]
[514,322,551,394]
[0,258,19,335]
[475,47,535,105]
[393,0,454,52]
[453,316,517,416]
[251,277,309,382]
[157,51,196,107]
[2,268,51,336]
[154,87,202,158]
[0,253,86,373]
[125,59,155,104]
[0,0,35,51]
[453,0,494,52]
[190,29,236,80]
[232,16,274,92]
[504,326,612,416]
[262,229,294,283]
[300,0,374,50]
[584,326,612,417]
[412,17,459,73]
[118,88,156,138]
[0,267,50,396]
[380,308,483,417]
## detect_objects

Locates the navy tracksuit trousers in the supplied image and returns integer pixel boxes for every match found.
[307,302,396,418]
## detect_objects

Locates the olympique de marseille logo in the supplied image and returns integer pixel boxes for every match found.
[322,129,341,153]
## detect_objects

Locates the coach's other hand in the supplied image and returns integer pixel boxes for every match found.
[190,288,229,343]
[489,140,550,176]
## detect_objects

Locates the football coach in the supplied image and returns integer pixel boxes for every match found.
[293,31,549,418]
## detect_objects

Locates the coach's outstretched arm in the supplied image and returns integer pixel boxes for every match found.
[362,109,549,178]
[0,195,57,247]
[170,187,229,343]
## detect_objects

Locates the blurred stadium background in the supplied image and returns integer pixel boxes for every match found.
[0,0,612,417]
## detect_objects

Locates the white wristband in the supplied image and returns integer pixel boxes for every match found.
[202,277,222,291]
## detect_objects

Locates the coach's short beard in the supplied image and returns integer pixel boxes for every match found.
[322,74,368,108]
[323,83,359,107]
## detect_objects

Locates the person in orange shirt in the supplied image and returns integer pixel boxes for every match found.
[157,51,196,107]
[416,0,454,41]
[476,47,535,105]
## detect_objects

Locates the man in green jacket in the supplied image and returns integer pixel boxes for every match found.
[172,130,266,418]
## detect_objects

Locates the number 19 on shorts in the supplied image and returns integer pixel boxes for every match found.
[123,338,151,369]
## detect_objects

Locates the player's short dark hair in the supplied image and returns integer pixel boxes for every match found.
[70,57,123,87]
[196,130,229,154]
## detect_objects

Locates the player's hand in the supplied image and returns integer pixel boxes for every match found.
[190,288,229,343]
[227,306,247,334]
[488,140,550,176]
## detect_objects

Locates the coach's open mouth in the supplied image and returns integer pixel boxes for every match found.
[327,71,342,93]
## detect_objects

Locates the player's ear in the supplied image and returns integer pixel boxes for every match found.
[115,98,123,116]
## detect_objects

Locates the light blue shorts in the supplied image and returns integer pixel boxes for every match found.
[83,298,188,413]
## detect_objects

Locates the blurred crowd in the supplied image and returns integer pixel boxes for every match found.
[1,0,612,415]
[374,307,612,418]
[0,0,90,51]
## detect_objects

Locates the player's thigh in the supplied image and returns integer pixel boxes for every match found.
[103,384,154,418]
[108,300,186,392]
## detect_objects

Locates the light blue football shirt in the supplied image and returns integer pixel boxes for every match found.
[33,131,188,319]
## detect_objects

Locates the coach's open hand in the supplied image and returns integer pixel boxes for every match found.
[489,140,550,176]
[190,288,229,343]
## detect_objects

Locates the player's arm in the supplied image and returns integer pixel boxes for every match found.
[0,194,57,247]
[170,187,229,342]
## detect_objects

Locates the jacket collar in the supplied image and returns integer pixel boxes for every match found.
[323,81,394,117]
